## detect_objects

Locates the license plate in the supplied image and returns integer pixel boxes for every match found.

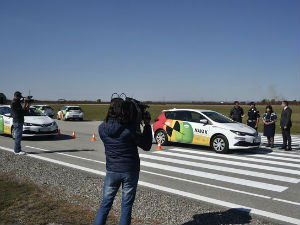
[39,128,50,132]
[72,115,79,118]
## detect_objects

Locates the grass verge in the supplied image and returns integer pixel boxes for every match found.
[0,172,118,225]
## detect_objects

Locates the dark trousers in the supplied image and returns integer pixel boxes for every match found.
[282,128,291,148]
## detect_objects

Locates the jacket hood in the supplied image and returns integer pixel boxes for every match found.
[102,120,125,138]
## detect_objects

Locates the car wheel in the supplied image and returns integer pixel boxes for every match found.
[211,135,229,153]
[11,126,15,139]
[155,130,168,146]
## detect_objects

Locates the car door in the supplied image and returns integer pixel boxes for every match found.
[167,110,194,144]
[187,112,212,146]
[0,107,13,135]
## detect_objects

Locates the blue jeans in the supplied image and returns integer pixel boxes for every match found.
[13,122,23,153]
[94,171,139,225]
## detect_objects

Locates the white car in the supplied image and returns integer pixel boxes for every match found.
[31,105,55,118]
[0,105,58,138]
[57,106,84,121]
[153,109,261,153]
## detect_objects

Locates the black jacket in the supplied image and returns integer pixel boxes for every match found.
[280,107,292,128]
[99,120,152,172]
[11,99,26,123]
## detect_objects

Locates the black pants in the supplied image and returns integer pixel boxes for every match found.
[247,122,257,130]
[282,128,292,148]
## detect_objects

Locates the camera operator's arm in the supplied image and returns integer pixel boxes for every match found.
[136,113,152,151]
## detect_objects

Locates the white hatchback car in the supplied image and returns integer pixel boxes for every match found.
[57,106,84,121]
[153,109,261,153]
[31,105,55,118]
[0,105,58,138]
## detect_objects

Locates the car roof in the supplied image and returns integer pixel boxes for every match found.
[163,108,215,113]
[33,105,50,107]
[66,105,80,107]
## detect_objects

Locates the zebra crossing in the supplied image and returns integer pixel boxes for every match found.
[260,134,300,149]
[139,146,300,197]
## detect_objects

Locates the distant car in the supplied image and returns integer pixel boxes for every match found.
[57,106,84,121]
[153,108,261,153]
[0,105,58,138]
[31,105,55,118]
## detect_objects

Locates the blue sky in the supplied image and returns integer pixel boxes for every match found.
[0,0,299,101]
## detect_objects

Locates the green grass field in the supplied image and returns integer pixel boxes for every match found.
[50,104,300,135]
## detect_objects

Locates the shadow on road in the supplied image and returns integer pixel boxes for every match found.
[24,134,73,141]
[26,149,95,155]
[182,208,252,225]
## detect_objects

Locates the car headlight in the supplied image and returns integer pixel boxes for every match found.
[51,121,57,126]
[230,130,247,136]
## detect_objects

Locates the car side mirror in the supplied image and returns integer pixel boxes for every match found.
[200,119,208,124]
[4,113,12,117]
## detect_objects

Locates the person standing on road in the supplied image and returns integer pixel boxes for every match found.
[247,102,260,130]
[280,101,292,151]
[262,105,277,148]
[230,101,244,123]
[11,91,29,155]
[94,98,152,225]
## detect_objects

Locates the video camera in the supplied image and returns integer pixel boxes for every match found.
[21,95,34,104]
[111,93,150,134]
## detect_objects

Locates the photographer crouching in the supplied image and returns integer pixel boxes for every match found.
[94,95,152,225]
[11,91,31,155]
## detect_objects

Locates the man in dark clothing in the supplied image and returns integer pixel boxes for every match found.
[247,102,260,130]
[94,98,152,225]
[11,91,29,155]
[280,101,292,151]
[230,101,244,123]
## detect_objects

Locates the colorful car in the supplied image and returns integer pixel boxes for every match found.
[31,105,55,118]
[153,109,261,153]
[57,106,84,121]
[0,105,58,138]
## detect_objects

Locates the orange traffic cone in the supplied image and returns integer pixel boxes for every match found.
[156,141,162,150]
[57,129,61,136]
[72,130,76,139]
[91,133,96,141]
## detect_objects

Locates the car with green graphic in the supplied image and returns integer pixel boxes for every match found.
[31,105,55,118]
[153,108,261,153]
[0,105,58,138]
[57,106,84,121]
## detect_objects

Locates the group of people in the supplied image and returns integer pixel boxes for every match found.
[230,101,293,150]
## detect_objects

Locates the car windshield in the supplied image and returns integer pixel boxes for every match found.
[68,107,81,111]
[202,111,235,123]
[25,108,44,116]
[0,107,12,115]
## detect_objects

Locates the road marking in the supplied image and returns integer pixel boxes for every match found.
[139,154,300,183]
[26,146,273,198]
[155,150,300,175]
[167,148,300,168]
[272,198,300,206]
[245,154,300,162]
[1,146,300,224]
[141,161,288,192]
[249,151,300,159]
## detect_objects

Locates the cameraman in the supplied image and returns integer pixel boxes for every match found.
[94,98,152,225]
[11,91,29,155]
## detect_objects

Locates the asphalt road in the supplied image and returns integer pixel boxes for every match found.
[1,120,300,225]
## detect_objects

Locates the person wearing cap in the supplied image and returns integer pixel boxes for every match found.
[10,91,29,155]
[247,102,260,130]
[230,101,244,123]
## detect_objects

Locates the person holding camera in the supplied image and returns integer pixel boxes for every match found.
[94,97,152,225]
[11,91,30,155]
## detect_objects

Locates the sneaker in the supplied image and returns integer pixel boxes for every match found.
[14,151,26,155]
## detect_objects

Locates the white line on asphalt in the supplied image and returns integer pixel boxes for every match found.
[27,146,276,198]
[272,198,300,206]
[155,150,300,175]
[167,148,300,168]
[245,154,300,162]
[253,151,300,159]
[1,146,300,225]
[141,161,288,192]
[139,154,300,183]
[141,170,271,199]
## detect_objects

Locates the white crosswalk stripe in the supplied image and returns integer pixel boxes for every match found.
[261,134,300,148]
[138,147,300,195]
